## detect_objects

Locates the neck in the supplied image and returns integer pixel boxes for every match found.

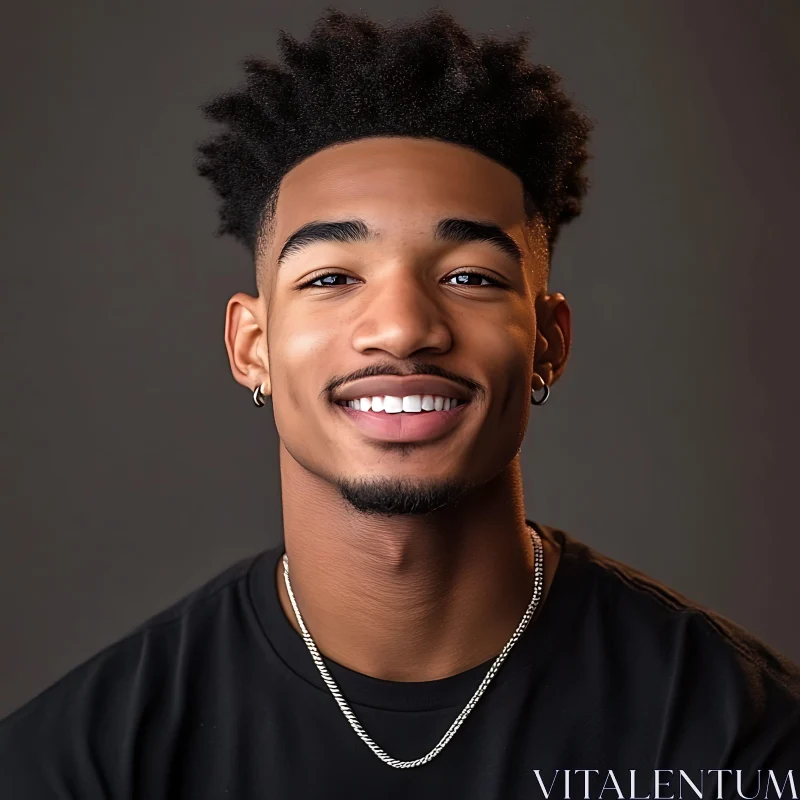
[275,445,562,682]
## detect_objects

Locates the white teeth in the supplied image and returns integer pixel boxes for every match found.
[402,395,422,412]
[383,395,403,414]
[341,394,462,413]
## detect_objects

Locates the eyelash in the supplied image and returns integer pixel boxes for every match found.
[298,269,503,289]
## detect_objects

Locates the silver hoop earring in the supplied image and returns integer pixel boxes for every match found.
[531,383,550,406]
[253,383,267,407]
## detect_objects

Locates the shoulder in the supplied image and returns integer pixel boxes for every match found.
[540,522,800,762]
[2,549,266,723]
[0,548,270,794]
[545,523,797,669]
[573,529,797,687]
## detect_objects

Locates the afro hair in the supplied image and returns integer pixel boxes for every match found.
[195,7,594,266]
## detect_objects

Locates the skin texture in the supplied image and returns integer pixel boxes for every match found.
[224,136,572,681]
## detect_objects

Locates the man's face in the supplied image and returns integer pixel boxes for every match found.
[255,137,552,512]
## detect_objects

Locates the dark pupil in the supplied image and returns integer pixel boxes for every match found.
[321,275,345,285]
[456,273,480,284]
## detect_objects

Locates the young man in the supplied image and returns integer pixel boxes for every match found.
[1,8,798,798]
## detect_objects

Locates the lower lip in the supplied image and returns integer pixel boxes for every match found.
[334,401,470,443]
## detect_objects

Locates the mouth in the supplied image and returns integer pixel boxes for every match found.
[333,393,470,443]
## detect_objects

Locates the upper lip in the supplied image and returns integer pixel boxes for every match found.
[331,375,473,404]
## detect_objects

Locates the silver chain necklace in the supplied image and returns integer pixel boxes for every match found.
[281,528,544,769]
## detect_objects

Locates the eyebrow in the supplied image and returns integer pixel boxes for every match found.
[276,218,523,268]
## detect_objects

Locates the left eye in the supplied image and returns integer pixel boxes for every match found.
[444,272,499,286]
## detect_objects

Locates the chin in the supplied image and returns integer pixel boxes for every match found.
[334,474,476,516]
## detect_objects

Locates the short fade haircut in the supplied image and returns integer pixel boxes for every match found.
[194,6,595,271]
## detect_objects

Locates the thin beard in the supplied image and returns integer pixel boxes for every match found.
[335,476,473,516]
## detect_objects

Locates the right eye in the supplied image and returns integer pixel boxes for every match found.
[299,272,359,288]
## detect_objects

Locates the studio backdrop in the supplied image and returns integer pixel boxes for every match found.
[1,0,798,718]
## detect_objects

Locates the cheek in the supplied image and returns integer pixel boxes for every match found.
[479,321,535,419]
[472,317,534,379]
[270,319,338,411]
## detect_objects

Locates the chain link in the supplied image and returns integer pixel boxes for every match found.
[282,528,544,768]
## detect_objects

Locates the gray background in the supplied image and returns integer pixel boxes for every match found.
[1,0,798,718]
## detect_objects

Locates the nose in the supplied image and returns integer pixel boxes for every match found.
[350,270,453,359]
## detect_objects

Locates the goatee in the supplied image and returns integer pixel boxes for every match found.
[335,476,473,516]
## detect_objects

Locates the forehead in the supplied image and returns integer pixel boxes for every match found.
[264,137,529,256]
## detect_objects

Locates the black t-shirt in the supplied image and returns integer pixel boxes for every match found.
[1,521,798,799]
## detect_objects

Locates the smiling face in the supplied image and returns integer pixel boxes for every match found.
[229,136,569,514]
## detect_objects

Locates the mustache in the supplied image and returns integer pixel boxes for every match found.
[322,361,486,402]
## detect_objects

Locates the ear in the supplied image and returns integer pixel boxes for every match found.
[533,292,571,389]
[224,291,271,398]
